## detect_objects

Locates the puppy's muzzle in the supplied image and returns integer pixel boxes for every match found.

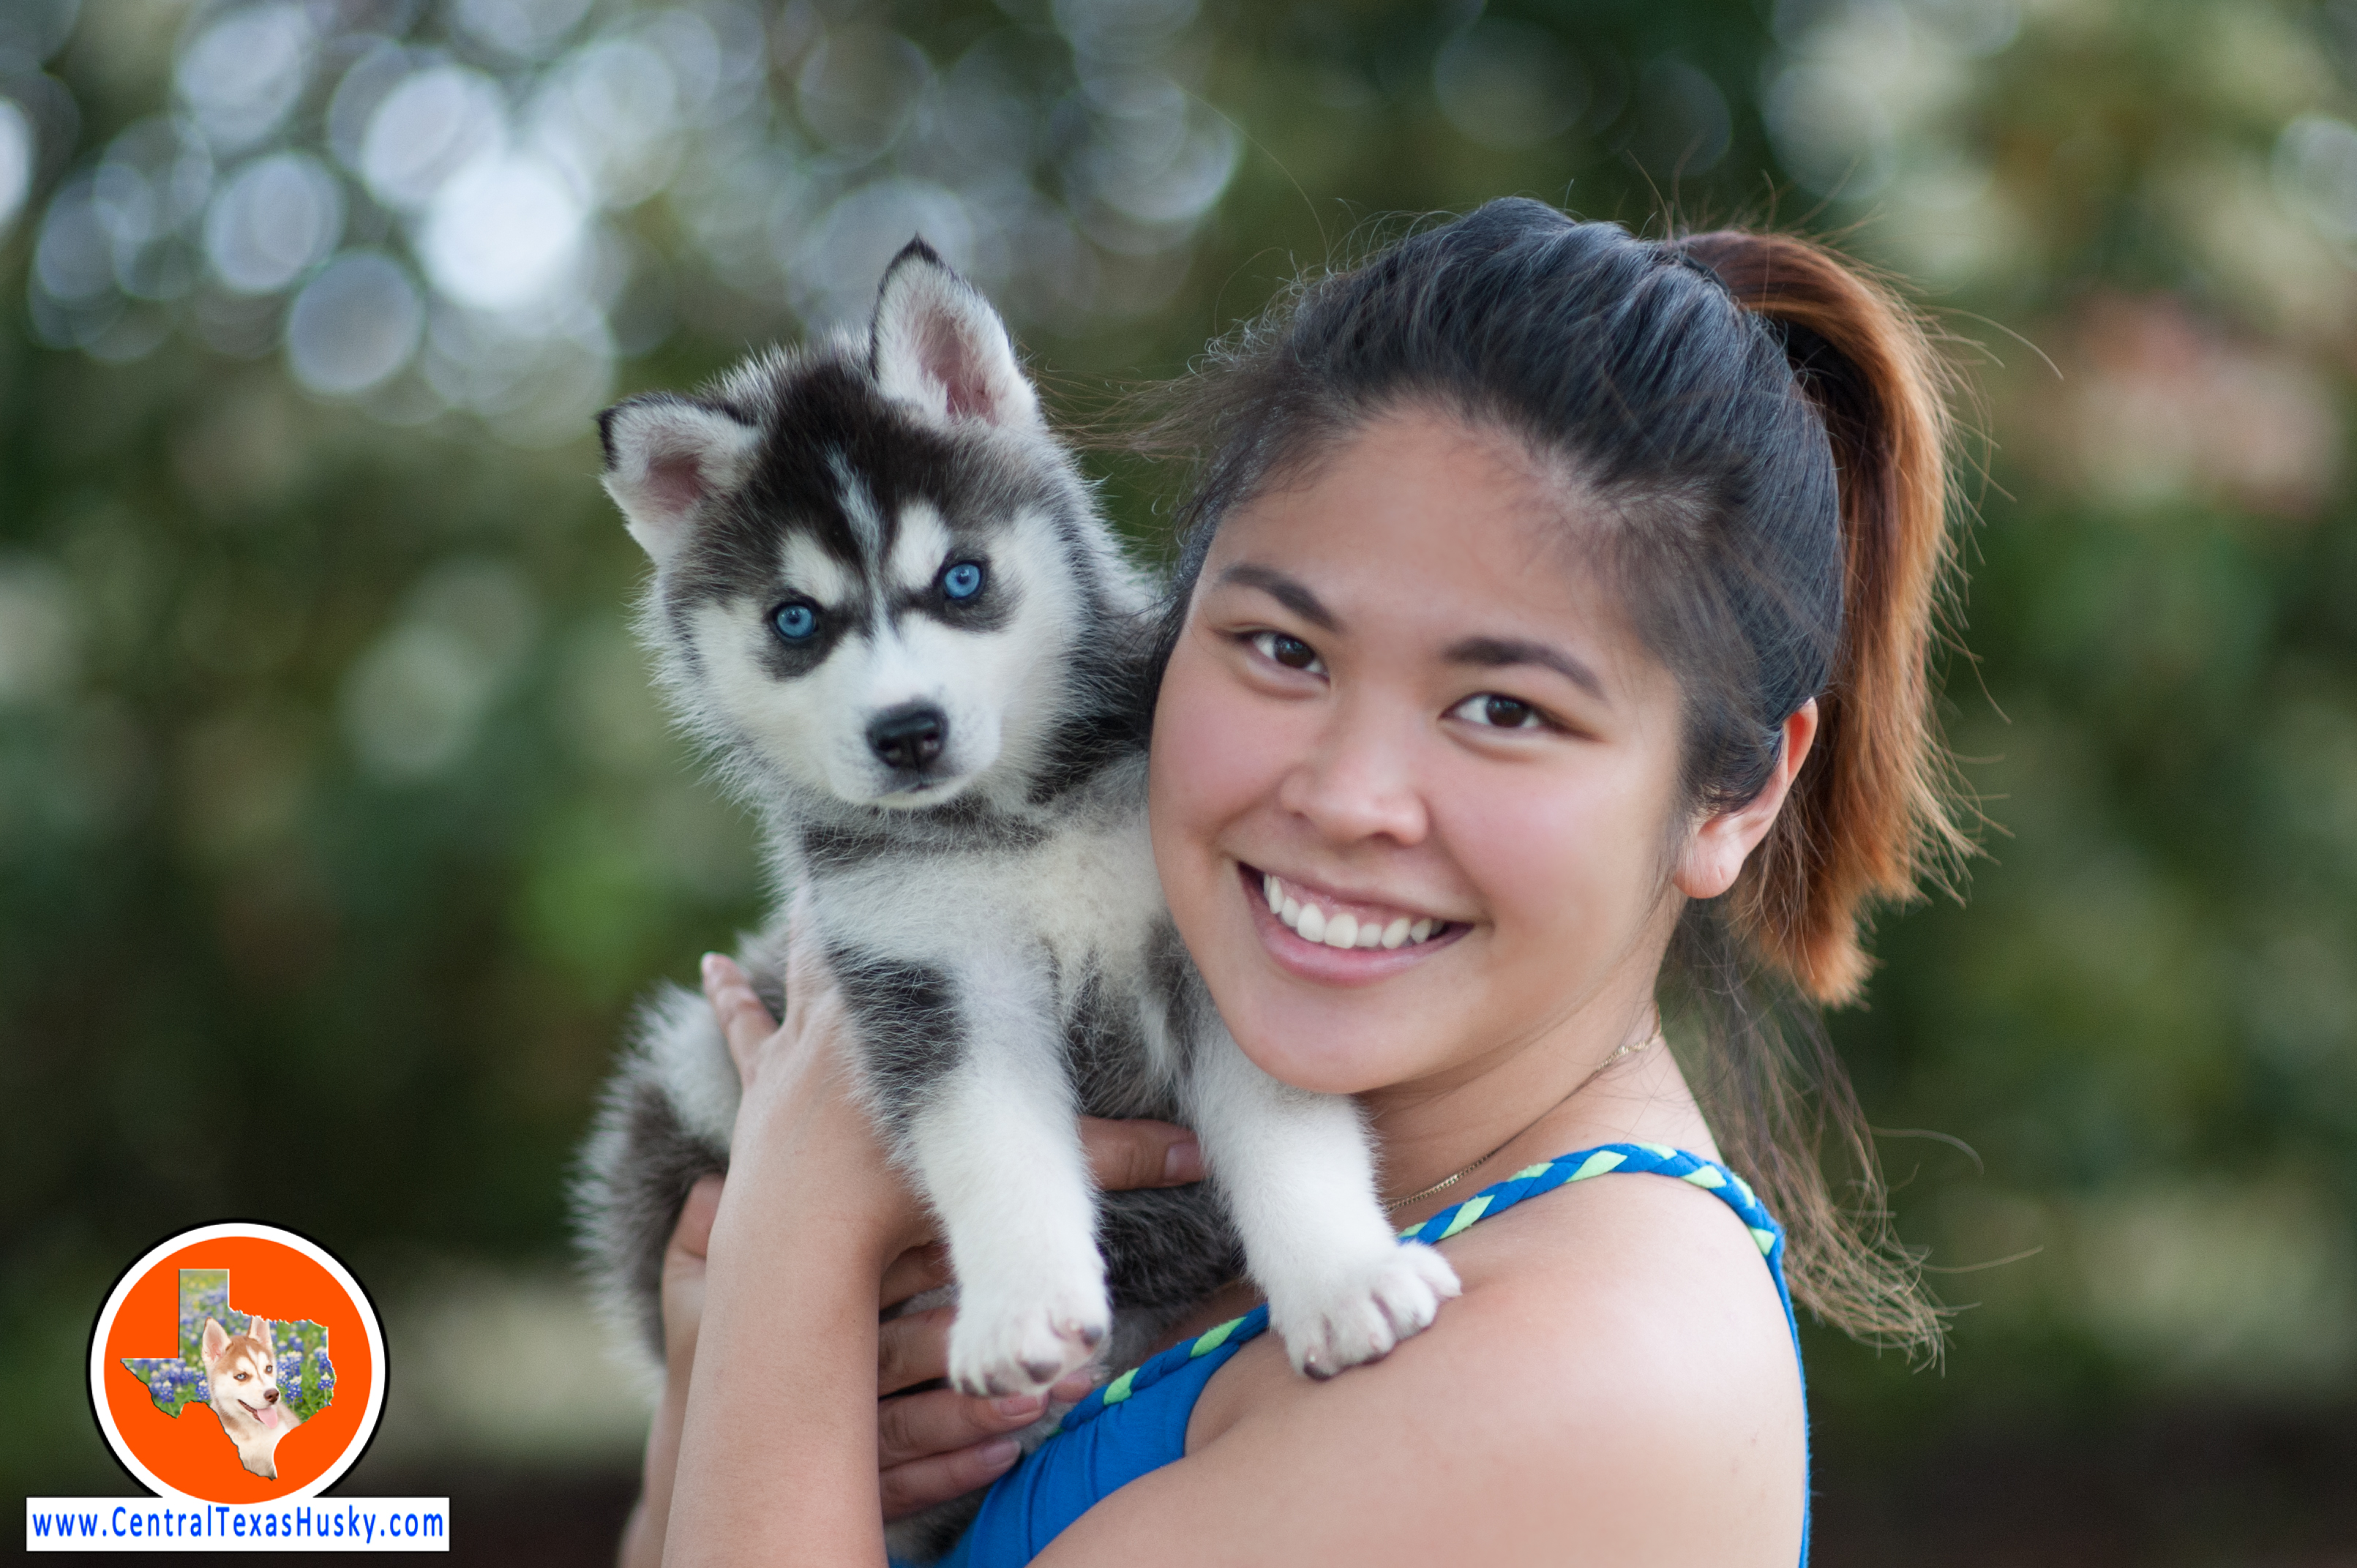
[869,702,948,773]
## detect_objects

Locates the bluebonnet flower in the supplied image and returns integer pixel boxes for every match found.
[301,1345,337,1418]
[177,1272,231,1362]
[124,1355,209,1417]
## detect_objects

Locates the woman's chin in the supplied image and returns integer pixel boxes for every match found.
[1210,977,1436,1095]
[1230,1028,1397,1097]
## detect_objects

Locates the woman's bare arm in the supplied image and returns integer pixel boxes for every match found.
[621,949,1207,1564]
[617,1173,719,1568]
[659,952,910,1564]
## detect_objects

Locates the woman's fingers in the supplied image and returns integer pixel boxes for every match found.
[700,954,779,1082]
[874,1381,1059,1515]
[875,1373,1099,1518]
[880,1433,1023,1523]
[879,1242,951,1311]
[877,1301,956,1397]
[670,1173,724,1267]
[1079,1116,1204,1191]
[877,1386,1048,1468]
[659,1174,725,1383]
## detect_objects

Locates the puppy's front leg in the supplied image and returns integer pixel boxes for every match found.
[1188,1026,1461,1378]
[896,960,1109,1398]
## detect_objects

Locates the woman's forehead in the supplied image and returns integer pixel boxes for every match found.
[1204,409,1648,686]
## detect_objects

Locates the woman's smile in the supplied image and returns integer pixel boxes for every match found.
[1237,861,1468,984]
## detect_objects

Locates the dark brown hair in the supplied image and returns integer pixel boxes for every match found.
[1143,200,1966,1351]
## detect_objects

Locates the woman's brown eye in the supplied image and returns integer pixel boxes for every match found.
[1484,696,1534,727]
[1251,631,1322,671]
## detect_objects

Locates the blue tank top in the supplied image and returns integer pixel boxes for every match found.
[929,1142,1810,1567]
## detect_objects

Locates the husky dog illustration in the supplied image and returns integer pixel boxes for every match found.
[199,1316,299,1480]
[575,241,1458,1436]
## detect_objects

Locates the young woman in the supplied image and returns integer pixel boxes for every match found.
[621,199,1963,1566]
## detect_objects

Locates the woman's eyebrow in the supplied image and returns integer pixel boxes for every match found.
[1444,635,1607,701]
[1215,562,1340,631]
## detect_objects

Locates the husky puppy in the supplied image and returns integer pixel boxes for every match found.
[199,1316,299,1480]
[575,243,1458,1429]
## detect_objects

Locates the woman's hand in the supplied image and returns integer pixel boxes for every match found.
[626,942,1210,1558]
[874,1118,1205,1520]
[705,915,932,1258]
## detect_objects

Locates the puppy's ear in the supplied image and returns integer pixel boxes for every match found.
[246,1317,271,1348]
[598,395,761,566]
[871,239,1041,432]
[201,1318,229,1367]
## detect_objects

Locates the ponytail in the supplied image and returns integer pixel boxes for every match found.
[1674,230,1971,1005]
[1665,229,1968,1353]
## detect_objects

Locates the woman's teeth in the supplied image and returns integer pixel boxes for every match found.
[1262,874,1439,950]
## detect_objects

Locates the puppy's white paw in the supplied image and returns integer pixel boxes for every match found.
[948,1274,1111,1398]
[1270,1242,1462,1380]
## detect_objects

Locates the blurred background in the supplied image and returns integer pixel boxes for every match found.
[3,0,2353,1560]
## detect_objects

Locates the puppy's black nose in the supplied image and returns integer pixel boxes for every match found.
[868,704,948,771]
[263,1388,279,1404]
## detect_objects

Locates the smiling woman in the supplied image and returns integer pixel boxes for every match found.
[632,199,1965,1567]
[1141,203,1966,1348]
[1150,413,1709,1095]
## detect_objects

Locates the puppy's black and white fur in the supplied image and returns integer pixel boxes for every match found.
[574,243,1458,1464]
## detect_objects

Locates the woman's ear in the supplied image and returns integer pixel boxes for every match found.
[1673,699,1819,900]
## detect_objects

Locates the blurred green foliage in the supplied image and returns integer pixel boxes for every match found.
[4,0,2356,1546]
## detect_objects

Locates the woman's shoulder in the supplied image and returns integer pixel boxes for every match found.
[1418,1158,1803,1447]
[1089,1163,1806,1566]
[1445,1157,1805,1402]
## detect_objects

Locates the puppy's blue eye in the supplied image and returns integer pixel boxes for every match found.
[773,601,818,642]
[942,562,985,601]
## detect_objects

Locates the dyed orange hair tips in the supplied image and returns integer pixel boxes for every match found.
[1675,230,1970,1006]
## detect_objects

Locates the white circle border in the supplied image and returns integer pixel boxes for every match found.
[86,1220,388,1504]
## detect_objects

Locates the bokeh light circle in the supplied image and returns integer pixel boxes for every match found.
[0,100,32,236]
[203,152,344,296]
[286,250,427,395]
[418,150,585,311]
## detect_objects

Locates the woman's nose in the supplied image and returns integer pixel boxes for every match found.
[1275,705,1429,846]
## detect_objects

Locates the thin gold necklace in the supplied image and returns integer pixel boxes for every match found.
[1382,1031,1658,1214]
